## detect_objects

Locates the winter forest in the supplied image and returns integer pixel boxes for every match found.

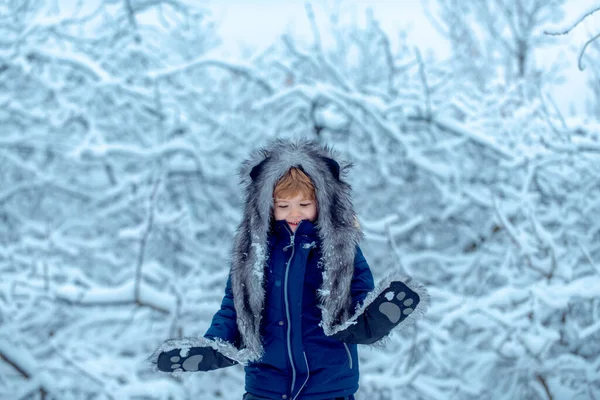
[1,0,600,399]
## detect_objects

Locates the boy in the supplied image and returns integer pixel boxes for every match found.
[153,139,428,400]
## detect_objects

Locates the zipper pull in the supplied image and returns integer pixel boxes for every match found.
[283,235,295,251]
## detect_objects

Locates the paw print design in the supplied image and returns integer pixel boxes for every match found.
[157,347,207,372]
[168,354,204,372]
[379,291,414,323]
[156,345,237,373]
[377,281,420,325]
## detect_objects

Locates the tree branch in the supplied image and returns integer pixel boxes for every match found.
[415,48,432,120]
[578,32,600,71]
[0,352,29,379]
[536,374,554,400]
[544,5,600,36]
[134,171,161,304]
[147,57,273,94]
[304,3,352,92]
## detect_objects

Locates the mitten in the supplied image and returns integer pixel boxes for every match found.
[332,280,422,344]
[151,337,245,374]
[156,346,237,373]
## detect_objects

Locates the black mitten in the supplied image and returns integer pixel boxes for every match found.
[332,280,421,344]
[156,346,237,373]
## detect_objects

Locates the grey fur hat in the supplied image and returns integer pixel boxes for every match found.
[231,138,362,359]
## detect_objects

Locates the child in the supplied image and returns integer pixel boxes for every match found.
[152,139,428,400]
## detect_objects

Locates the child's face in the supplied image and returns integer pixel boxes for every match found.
[274,192,317,233]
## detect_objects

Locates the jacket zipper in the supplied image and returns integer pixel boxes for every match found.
[293,351,310,400]
[283,222,297,397]
[343,343,353,369]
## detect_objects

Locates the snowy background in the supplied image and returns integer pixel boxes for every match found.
[1,0,600,399]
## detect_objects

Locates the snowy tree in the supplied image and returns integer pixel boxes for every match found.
[588,39,600,116]
[0,1,239,398]
[544,4,600,71]
[543,4,600,116]
[426,0,567,91]
[1,1,599,400]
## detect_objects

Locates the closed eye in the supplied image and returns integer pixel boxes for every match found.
[277,205,288,208]
[300,203,311,207]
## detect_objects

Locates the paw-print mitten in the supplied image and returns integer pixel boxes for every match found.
[157,346,236,373]
[150,337,246,375]
[332,280,425,345]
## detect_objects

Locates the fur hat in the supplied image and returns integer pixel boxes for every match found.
[231,138,362,360]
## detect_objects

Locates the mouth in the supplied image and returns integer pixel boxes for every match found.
[288,220,302,227]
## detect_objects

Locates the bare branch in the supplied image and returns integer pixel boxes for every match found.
[578,32,600,71]
[123,0,139,31]
[305,2,353,92]
[415,48,432,119]
[544,5,600,36]
[371,18,396,97]
[0,352,29,379]
[536,374,554,400]
[422,0,449,37]
[134,170,161,304]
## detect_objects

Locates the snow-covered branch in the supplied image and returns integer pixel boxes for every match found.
[2,1,599,399]
[148,57,273,94]
[54,280,176,314]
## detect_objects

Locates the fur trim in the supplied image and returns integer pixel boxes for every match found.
[325,270,430,340]
[231,138,362,358]
[148,336,255,375]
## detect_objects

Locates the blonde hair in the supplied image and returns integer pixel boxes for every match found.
[273,167,316,200]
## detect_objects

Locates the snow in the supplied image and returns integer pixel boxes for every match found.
[433,116,515,161]
[316,105,350,130]
[112,380,186,400]
[32,48,113,82]
[2,0,600,399]
[54,280,176,313]
[580,320,600,339]
[179,346,191,358]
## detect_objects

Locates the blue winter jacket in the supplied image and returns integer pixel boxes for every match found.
[205,220,375,400]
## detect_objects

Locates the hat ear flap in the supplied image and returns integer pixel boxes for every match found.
[249,157,271,182]
[321,157,340,180]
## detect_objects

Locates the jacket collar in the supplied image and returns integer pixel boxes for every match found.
[272,219,317,238]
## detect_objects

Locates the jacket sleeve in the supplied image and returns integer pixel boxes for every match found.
[204,274,241,347]
[331,247,429,345]
[351,246,375,310]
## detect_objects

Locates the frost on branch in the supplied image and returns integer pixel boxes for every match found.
[1,1,599,400]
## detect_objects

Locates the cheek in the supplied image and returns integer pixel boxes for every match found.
[274,207,286,220]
